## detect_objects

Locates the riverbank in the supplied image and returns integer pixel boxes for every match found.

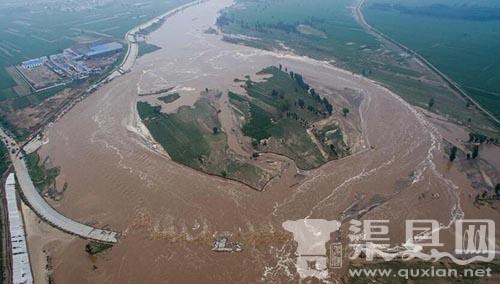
[113,0,205,78]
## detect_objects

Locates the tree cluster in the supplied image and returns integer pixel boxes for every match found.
[290,71,333,115]
[468,132,498,144]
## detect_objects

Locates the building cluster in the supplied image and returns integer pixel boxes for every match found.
[5,173,34,284]
[17,41,123,92]
[48,50,91,80]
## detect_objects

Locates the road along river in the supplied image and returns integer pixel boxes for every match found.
[0,128,119,243]
[33,0,499,282]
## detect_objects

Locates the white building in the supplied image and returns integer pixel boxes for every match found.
[21,56,47,69]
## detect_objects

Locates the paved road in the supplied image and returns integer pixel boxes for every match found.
[1,128,118,243]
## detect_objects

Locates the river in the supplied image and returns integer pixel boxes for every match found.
[31,0,499,282]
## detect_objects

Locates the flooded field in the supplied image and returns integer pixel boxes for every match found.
[30,0,500,282]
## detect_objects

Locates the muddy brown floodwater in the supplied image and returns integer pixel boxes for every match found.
[31,0,499,283]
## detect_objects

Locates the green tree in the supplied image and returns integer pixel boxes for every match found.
[251,139,259,148]
[323,98,333,115]
[428,97,435,108]
[472,145,479,159]
[449,146,457,161]
[310,88,316,96]
[297,99,305,108]
[278,100,290,112]
[342,107,349,117]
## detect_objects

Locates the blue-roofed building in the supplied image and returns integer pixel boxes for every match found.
[80,42,123,59]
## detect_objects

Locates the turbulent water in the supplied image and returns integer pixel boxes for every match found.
[34,0,499,283]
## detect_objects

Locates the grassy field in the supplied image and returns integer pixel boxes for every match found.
[218,0,500,139]
[0,115,29,141]
[0,0,190,66]
[157,93,180,104]
[363,0,500,119]
[138,42,162,58]
[230,66,349,169]
[137,100,214,171]
[0,142,9,175]
[218,0,379,68]
[85,241,113,255]
[137,99,272,189]
[10,84,68,110]
[25,151,66,199]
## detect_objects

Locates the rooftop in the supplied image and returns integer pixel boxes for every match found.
[79,42,123,58]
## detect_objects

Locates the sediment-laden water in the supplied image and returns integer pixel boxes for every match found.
[32,0,499,283]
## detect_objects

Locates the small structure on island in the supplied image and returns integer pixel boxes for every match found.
[212,236,243,253]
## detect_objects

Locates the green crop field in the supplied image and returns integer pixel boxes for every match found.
[137,101,213,170]
[137,99,272,190]
[363,0,500,119]
[0,0,190,99]
[218,0,500,138]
